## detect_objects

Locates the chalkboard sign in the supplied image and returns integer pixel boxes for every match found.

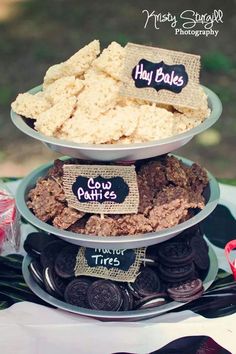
[74,246,146,282]
[72,176,129,204]
[119,43,201,109]
[132,59,188,94]
[85,248,136,271]
[63,164,139,214]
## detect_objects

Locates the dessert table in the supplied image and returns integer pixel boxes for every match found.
[0,178,236,354]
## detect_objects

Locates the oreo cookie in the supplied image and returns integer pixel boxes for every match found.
[40,240,66,268]
[43,266,67,298]
[190,235,210,271]
[142,257,159,267]
[55,245,80,278]
[158,263,195,283]
[87,280,123,311]
[24,232,58,259]
[157,242,193,267]
[127,282,143,299]
[167,278,204,302]
[119,286,134,311]
[64,277,93,308]
[132,267,161,297]
[28,260,44,288]
[143,245,159,267]
[135,293,168,310]
[171,289,204,303]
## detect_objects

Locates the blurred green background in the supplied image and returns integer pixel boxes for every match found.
[0,0,235,177]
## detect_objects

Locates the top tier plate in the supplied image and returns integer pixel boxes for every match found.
[11,85,222,161]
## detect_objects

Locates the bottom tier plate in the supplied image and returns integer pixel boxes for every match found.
[22,241,218,321]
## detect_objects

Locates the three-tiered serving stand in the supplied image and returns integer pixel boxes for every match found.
[11,85,222,320]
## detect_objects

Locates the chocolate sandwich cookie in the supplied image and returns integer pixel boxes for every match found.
[135,293,168,310]
[142,257,159,267]
[190,235,210,271]
[55,245,80,278]
[170,289,204,303]
[64,277,93,308]
[127,282,143,299]
[143,246,159,267]
[43,266,67,298]
[158,263,195,283]
[157,242,194,267]
[119,286,134,311]
[28,260,44,288]
[167,278,204,302]
[40,240,66,268]
[87,280,123,311]
[132,267,161,297]
[24,232,58,259]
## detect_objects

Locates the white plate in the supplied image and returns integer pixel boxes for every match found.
[11,85,222,161]
[22,243,218,321]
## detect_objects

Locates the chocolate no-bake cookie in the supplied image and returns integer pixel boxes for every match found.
[27,155,209,236]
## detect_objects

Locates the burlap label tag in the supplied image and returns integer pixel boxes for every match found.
[74,247,146,282]
[63,164,139,214]
[120,42,201,109]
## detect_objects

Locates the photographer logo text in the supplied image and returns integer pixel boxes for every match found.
[142,9,223,37]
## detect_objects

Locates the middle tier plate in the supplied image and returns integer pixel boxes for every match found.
[16,156,220,249]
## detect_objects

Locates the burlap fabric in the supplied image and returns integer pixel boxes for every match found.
[63,164,139,214]
[74,247,146,282]
[120,42,201,109]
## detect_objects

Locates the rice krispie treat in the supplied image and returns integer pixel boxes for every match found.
[12,40,210,145]
[75,74,119,119]
[44,76,84,104]
[11,92,51,119]
[93,41,125,81]
[84,67,112,86]
[129,105,175,143]
[35,96,77,136]
[43,39,100,87]
[172,112,203,135]
[61,105,139,144]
